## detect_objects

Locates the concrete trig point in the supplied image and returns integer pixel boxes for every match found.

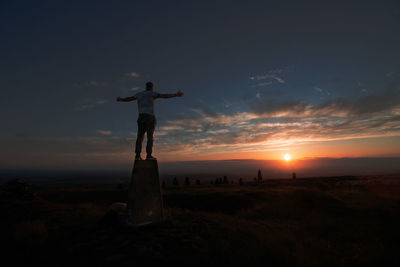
[127,159,164,225]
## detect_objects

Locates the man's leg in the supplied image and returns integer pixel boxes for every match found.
[146,115,156,157]
[135,115,146,158]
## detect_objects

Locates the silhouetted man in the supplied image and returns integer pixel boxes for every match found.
[117,82,183,160]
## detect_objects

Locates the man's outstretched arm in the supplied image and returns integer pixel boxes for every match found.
[157,90,184,99]
[117,96,137,102]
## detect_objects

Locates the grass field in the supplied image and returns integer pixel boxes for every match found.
[1,175,400,266]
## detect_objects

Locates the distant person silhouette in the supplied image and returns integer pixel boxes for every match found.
[117,82,183,160]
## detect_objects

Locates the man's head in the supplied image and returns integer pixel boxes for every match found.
[146,82,154,91]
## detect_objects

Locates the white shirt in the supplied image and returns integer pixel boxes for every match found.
[134,90,159,115]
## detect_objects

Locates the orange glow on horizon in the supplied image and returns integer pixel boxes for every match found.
[153,136,400,163]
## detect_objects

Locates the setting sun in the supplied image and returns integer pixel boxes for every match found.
[284,154,291,161]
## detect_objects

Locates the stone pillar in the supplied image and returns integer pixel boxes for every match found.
[128,160,164,225]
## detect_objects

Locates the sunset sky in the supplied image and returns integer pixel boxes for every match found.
[1,1,400,170]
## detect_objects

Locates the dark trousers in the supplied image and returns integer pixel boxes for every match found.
[135,113,156,156]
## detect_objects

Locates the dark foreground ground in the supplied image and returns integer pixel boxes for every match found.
[1,175,400,267]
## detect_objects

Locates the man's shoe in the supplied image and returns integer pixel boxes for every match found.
[146,155,157,160]
[135,155,143,160]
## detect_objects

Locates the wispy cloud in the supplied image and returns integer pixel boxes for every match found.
[273,76,285,83]
[153,74,400,154]
[222,98,233,108]
[253,81,273,87]
[73,80,107,88]
[251,86,400,118]
[96,130,112,136]
[155,107,400,155]
[3,73,399,168]
[127,72,141,78]
[73,99,108,111]
[249,68,286,86]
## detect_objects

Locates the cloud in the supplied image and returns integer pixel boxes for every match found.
[73,81,107,88]
[67,72,400,157]
[153,73,400,154]
[2,93,400,169]
[273,76,285,83]
[159,125,185,131]
[317,88,400,116]
[251,87,400,118]
[73,99,108,111]
[156,107,400,155]
[96,130,112,136]
[1,132,398,172]
[253,81,273,87]
[3,73,399,168]
[222,98,234,108]
[128,72,141,78]
[249,68,285,85]
[73,104,96,111]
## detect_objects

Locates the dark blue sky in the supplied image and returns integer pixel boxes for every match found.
[1,0,399,169]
